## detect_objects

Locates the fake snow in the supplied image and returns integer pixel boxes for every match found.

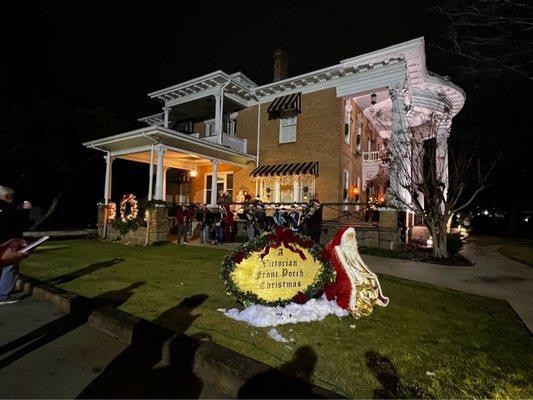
[350,324,356,329]
[426,371,436,377]
[267,328,288,343]
[220,295,349,328]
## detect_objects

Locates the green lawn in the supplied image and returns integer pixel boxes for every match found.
[22,239,532,398]
[499,244,533,267]
[469,235,533,267]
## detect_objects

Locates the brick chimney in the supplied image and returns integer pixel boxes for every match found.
[273,44,289,82]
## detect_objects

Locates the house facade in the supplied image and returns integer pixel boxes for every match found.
[85,37,464,226]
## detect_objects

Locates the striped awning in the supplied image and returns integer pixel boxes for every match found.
[267,92,302,120]
[251,161,319,177]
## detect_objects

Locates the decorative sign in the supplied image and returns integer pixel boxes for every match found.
[221,227,335,306]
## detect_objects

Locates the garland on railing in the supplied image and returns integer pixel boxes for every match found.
[146,199,170,209]
[221,227,335,307]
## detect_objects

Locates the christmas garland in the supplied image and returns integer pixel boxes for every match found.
[221,227,335,307]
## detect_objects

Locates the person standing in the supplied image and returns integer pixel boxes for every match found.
[272,206,285,227]
[175,204,189,244]
[223,204,234,243]
[0,185,31,305]
[298,204,310,236]
[307,198,323,244]
[288,205,300,233]
[245,205,257,240]
[214,206,225,245]
[196,204,211,244]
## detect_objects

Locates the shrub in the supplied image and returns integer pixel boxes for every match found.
[447,233,464,255]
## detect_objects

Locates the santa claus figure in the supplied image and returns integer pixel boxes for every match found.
[325,227,389,319]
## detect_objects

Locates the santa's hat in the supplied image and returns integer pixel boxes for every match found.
[325,226,353,254]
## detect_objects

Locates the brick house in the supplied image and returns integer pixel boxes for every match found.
[85,37,464,240]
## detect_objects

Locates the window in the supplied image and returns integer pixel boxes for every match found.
[344,101,352,145]
[205,172,233,203]
[259,176,315,203]
[279,112,297,143]
[356,113,362,152]
[205,119,216,137]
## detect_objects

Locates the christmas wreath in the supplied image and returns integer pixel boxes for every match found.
[221,227,335,307]
[120,194,138,221]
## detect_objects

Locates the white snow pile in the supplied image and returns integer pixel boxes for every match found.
[267,328,289,343]
[220,295,349,327]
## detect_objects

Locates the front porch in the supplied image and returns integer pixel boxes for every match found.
[84,126,256,243]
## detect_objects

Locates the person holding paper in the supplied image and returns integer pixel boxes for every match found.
[0,185,31,305]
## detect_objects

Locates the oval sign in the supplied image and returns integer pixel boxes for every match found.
[221,227,334,306]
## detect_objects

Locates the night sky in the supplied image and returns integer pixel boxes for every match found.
[2,0,436,123]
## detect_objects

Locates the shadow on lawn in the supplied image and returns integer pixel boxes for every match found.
[365,350,431,399]
[0,281,144,370]
[77,294,209,399]
[46,258,124,284]
[238,345,325,399]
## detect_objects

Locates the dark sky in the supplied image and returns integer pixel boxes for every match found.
[2,0,436,123]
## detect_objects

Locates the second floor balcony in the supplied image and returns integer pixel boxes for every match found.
[362,150,384,163]
[139,71,256,157]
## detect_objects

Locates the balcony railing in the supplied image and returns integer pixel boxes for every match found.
[203,133,248,154]
[362,151,383,163]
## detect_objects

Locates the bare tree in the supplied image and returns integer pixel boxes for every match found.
[430,0,533,82]
[371,99,498,258]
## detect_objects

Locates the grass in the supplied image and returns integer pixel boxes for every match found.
[22,239,532,398]
[469,235,533,267]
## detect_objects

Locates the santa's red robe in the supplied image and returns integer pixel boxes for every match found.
[324,226,389,312]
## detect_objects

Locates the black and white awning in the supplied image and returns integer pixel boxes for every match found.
[251,161,319,177]
[267,92,302,120]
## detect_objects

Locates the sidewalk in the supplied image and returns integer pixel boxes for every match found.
[0,296,226,398]
[364,240,533,332]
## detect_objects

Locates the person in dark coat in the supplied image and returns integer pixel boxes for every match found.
[307,198,323,244]
[0,185,31,305]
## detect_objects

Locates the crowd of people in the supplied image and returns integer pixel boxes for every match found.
[170,197,323,245]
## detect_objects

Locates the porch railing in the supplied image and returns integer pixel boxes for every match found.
[362,151,383,163]
[203,133,248,154]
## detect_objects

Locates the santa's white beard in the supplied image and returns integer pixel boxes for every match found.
[339,238,361,271]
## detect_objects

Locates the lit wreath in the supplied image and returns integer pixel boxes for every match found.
[120,194,138,222]
[221,227,335,307]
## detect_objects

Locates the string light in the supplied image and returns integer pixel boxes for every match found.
[108,202,117,221]
[120,194,138,222]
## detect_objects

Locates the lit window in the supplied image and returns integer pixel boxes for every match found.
[279,113,297,143]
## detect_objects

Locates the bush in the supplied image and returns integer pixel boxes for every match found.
[447,233,463,255]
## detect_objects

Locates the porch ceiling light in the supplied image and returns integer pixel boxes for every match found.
[190,159,198,177]
[370,93,377,105]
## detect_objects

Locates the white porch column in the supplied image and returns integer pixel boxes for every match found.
[163,166,168,201]
[214,89,224,145]
[210,159,219,207]
[148,144,155,201]
[293,178,300,203]
[104,152,113,204]
[436,122,450,203]
[389,82,412,208]
[155,144,166,200]
[274,177,281,203]
[163,105,169,128]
